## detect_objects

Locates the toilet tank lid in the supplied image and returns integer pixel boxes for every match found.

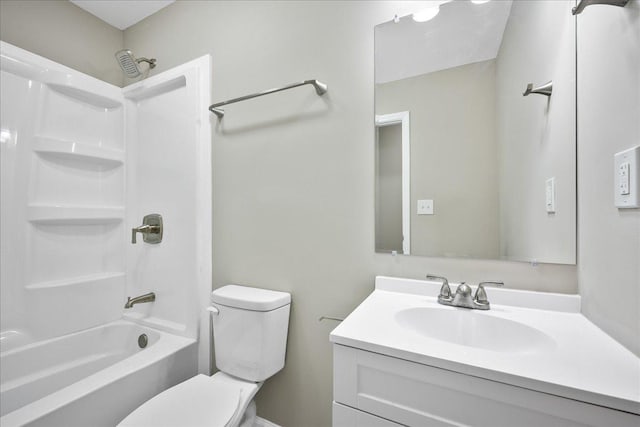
[211,285,291,311]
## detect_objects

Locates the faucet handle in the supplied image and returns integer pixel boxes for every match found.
[426,274,448,285]
[439,283,452,300]
[474,281,504,304]
[427,275,452,300]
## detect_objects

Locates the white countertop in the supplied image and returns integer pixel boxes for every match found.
[330,276,640,415]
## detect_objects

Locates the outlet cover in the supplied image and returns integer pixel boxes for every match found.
[417,199,434,215]
[614,146,640,208]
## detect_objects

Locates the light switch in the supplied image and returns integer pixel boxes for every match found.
[417,199,433,215]
[614,146,640,208]
[545,177,556,213]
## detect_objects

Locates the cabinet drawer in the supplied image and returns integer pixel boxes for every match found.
[333,402,403,427]
[334,345,638,427]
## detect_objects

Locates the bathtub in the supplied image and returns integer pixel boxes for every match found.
[0,320,197,427]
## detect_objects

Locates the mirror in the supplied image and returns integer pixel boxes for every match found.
[374,0,576,264]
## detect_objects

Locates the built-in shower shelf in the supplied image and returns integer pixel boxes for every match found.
[47,83,122,109]
[33,137,124,165]
[28,205,124,224]
[25,272,125,290]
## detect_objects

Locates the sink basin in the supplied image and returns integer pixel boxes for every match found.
[395,306,556,353]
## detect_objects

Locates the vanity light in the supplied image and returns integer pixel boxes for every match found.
[412,0,453,23]
[0,129,11,143]
[412,6,440,22]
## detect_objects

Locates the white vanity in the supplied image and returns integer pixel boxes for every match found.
[330,277,640,427]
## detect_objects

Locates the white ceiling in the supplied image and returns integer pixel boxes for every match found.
[70,0,175,30]
[376,0,513,84]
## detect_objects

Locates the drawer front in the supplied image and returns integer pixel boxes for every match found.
[333,402,403,427]
[334,345,639,427]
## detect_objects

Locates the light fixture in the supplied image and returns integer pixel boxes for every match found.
[412,6,440,22]
[412,0,453,23]
[471,0,491,4]
[0,129,11,144]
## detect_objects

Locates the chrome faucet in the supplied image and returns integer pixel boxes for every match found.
[429,274,504,310]
[124,292,156,309]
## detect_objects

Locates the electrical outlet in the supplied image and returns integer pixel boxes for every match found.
[417,199,434,215]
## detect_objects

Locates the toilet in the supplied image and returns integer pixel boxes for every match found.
[118,285,291,427]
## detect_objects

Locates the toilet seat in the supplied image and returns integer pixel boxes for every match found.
[117,372,261,427]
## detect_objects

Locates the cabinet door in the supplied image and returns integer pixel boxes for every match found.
[334,345,639,427]
[333,402,403,427]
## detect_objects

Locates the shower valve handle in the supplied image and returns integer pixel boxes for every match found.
[131,214,163,244]
[132,225,152,244]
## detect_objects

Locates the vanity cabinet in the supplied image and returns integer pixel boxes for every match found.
[333,345,638,427]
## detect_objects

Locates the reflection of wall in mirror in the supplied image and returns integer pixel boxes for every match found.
[496,0,576,264]
[376,60,500,259]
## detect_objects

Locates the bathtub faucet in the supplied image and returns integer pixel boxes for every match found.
[124,292,156,309]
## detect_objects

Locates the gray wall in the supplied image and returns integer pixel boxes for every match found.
[376,60,500,259]
[123,2,577,425]
[577,0,640,356]
[0,0,123,87]
[496,0,577,264]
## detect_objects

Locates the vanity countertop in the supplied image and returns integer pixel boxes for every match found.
[330,276,640,415]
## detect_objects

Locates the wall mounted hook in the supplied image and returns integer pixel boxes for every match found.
[523,81,553,97]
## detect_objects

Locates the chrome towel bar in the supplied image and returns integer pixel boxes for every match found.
[318,316,344,322]
[208,79,328,118]
[572,0,630,15]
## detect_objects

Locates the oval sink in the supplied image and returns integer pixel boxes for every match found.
[395,307,556,353]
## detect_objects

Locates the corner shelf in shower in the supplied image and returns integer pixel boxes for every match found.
[25,272,125,290]
[33,136,124,165]
[27,205,125,224]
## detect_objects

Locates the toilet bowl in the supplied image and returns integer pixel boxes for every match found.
[118,285,291,427]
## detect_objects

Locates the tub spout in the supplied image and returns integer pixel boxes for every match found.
[124,292,156,309]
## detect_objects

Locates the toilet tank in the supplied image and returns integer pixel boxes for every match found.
[211,285,291,382]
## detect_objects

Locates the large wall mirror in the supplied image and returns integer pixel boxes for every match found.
[374,0,576,265]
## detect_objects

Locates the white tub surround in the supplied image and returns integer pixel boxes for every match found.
[330,276,639,426]
[0,41,212,426]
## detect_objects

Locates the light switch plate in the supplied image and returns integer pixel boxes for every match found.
[545,177,556,213]
[417,199,433,215]
[614,146,640,208]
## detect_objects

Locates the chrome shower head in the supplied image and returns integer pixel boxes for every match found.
[115,49,156,78]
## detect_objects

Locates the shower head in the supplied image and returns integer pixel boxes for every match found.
[115,49,156,78]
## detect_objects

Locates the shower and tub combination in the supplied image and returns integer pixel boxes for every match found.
[0,41,212,426]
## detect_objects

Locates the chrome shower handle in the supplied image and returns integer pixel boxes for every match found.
[131,214,163,244]
[131,225,155,244]
[523,81,553,97]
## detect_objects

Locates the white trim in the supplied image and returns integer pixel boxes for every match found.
[375,111,411,255]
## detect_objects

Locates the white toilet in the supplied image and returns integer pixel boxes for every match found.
[118,285,291,427]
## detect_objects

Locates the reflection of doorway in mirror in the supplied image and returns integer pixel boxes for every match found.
[375,112,410,255]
